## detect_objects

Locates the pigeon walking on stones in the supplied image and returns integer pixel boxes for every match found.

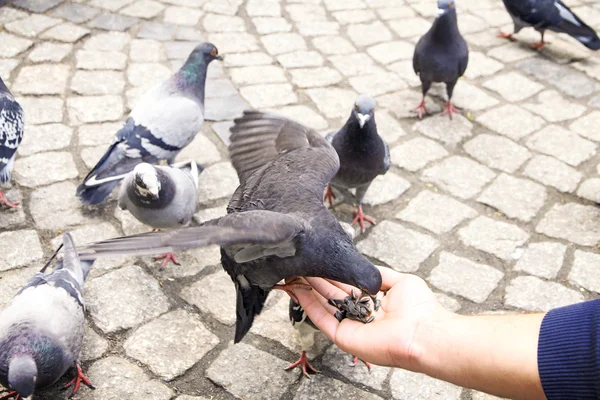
[76,42,221,205]
[77,111,382,344]
[0,233,94,400]
[499,0,600,51]
[324,95,389,233]
[117,161,199,269]
[0,77,24,209]
[412,0,469,120]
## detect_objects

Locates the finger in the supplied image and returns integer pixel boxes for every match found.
[305,277,349,300]
[324,279,359,295]
[295,286,341,341]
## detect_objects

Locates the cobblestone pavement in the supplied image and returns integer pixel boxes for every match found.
[1,0,600,398]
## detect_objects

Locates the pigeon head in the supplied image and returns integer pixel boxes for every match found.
[133,163,161,200]
[186,42,223,66]
[8,354,37,399]
[351,94,376,129]
[437,0,456,16]
[352,258,383,296]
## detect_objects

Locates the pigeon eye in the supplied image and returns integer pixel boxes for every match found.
[447,2,453,7]
[210,48,217,56]
[354,104,359,111]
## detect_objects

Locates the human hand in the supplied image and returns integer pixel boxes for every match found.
[293,267,454,370]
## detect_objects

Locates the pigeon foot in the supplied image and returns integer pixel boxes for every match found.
[351,205,375,233]
[64,362,95,397]
[0,191,19,208]
[323,185,336,208]
[441,102,461,120]
[273,280,312,303]
[411,98,430,119]
[497,30,515,40]
[329,291,374,324]
[0,391,19,400]
[153,252,180,269]
[352,356,372,372]
[530,41,549,51]
[285,351,319,378]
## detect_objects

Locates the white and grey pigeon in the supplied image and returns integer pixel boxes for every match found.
[76,42,222,205]
[412,0,469,120]
[117,161,199,269]
[0,233,94,400]
[0,77,24,209]
[499,0,600,51]
[324,95,390,233]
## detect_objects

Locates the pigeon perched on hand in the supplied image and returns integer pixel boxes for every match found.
[412,0,469,120]
[499,0,600,51]
[0,77,24,209]
[117,161,199,269]
[0,233,94,400]
[77,111,382,344]
[76,42,221,205]
[324,95,389,233]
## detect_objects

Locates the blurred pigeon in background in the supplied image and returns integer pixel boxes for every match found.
[0,77,23,209]
[76,43,221,205]
[324,95,389,233]
[117,161,199,269]
[0,233,94,400]
[412,0,469,119]
[499,0,600,51]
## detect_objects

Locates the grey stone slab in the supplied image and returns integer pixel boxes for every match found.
[124,310,219,379]
[208,32,259,53]
[290,67,344,88]
[464,134,531,173]
[88,12,139,31]
[514,242,566,280]
[138,22,177,40]
[164,5,204,25]
[224,52,274,67]
[18,123,72,156]
[422,156,496,200]
[5,14,62,38]
[436,81,499,112]
[523,90,587,123]
[429,252,503,303]
[0,230,43,272]
[86,265,170,333]
[367,40,413,64]
[76,50,128,70]
[349,71,407,96]
[330,53,382,77]
[362,172,410,206]
[197,162,239,204]
[306,87,358,120]
[312,35,356,55]
[67,95,124,125]
[356,220,439,272]
[272,105,328,131]
[127,62,172,87]
[30,181,97,229]
[476,104,545,141]
[525,125,596,167]
[180,269,235,326]
[28,43,72,63]
[390,368,462,400]
[114,206,148,235]
[322,345,390,390]
[212,121,234,146]
[0,59,20,81]
[413,114,473,147]
[436,293,462,312]
[14,151,78,188]
[459,216,530,260]
[391,137,448,172]
[193,205,227,224]
[0,33,33,58]
[398,190,477,234]
[13,0,64,13]
[477,174,547,223]
[347,20,392,46]
[161,246,222,279]
[240,83,297,109]
[464,51,504,80]
[230,65,287,86]
[17,96,64,125]
[482,71,544,102]
[41,22,91,43]
[388,17,430,39]
[80,325,109,362]
[78,122,122,147]
[205,95,248,122]
[0,7,28,24]
[0,266,38,309]
[0,189,26,230]
[523,155,582,193]
[129,39,165,62]
[569,250,600,294]
[175,133,221,166]
[205,79,238,99]
[577,178,600,203]
[12,64,70,95]
[51,3,101,23]
[261,32,307,55]
[84,31,131,51]
[536,203,600,247]
[71,70,125,95]
[487,42,535,63]
[207,343,298,399]
[505,276,583,312]
[570,111,600,142]
[296,374,383,399]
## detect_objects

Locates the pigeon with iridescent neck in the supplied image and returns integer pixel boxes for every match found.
[76,42,221,205]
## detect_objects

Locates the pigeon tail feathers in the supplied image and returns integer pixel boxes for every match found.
[234,282,270,343]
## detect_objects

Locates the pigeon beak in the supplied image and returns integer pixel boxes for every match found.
[216,54,224,61]
[357,113,370,129]
[437,7,445,16]
[149,187,159,199]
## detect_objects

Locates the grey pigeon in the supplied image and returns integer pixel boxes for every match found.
[412,0,469,120]
[76,42,221,205]
[499,0,600,51]
[0,77,24,209]
[324,94,389,233]
[117,161,199,268]
[0,233,94,400]
[77,111,383,344]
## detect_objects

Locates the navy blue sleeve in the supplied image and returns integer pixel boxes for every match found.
[538,299,600,399]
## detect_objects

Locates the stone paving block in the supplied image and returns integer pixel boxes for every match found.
[536,203,600,247]
[375,6,416,20]
[286,4,327,22]
[272,105,329,131]
[388,17,431,38]
[414,114,473,147]
[162,245,222,279]
[203,0,243,16]
[464,51,504,79]
[124,310,219,379]
[164,41,197,60]
[193,205,228,224]
[81,357,173,400]
[5,14,61,37]
[129,39,165,62]
[349,72,407,96]
[230,65,287,85]
[460,216,530,260]
[505,276,583,312]
[0,59,20,81]
[398,190,478,234]
[84,31,131,51]
[71,70,125,95]
[429,252,503,303]
[13,64,70,95]
[391,137,448,172]
[212,121,234,145]
[18,124,72,156]
[0,230,43,272]
[120,0,165,18]
[50,3,101,23]
[476,104,545,141]
[253,17,292,34]
[290,67,344,88]
[390,368,462,400]
[487,43,535,63]
[180,269,235,326]
[306,87,360,120]
[30,182,97,230]
[0,33,33,58]
[329,53,381,77]
[569,250,600,294]
[240,83,297,108]
[524,90,587,122]
[203,14,245,32]
[175,133,221,166]
[13,0,64,12]
[375,110,406,143]
[80,325,109,362]
[138,22,177,40]
[18,96,64,125]
[0,266,38,309]
[88,12,139,31]
[295,374,384,400]
[433,80,499,112]
[14,151,78,188]
[482,71,544,102]
[347,21,393,46]
[41,22,91,42]
[436,292,462,312]
[324,0,366,11]
[247,0,281,17]
[357,220,439,272]
[577,178,600,203]
[261,33,306,55]
[422,156,496,199]
[570,111,600,142]
[224,52,273,67]
[205,95,248,121]
[76,50,128,70]
[312,35,356,55]
[81,144,110,170]
[362,172,411,206]
[477,174,547,223]
[514,242,566,280]
[86,265,170,333]
[196,162,238,204]
[28,43,72,63]
[127,63,172,87]
[333,9,376,24]
[464,134,531,173]
[67,95,124,125]
[162,6,203,25]
[207,343,299,399]
[297,21,341,36]
[88,0,136,11]
[0,189,26,230]
[525,125,596,167]
[523,155,582,193]
[366,40,413,64]
[0,7,28,24]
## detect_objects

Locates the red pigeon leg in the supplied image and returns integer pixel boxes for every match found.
[285,351,319,378]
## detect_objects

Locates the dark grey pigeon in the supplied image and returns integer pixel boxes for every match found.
[117,161,199,269]
[412,0,469,120]
[76,42,221,205]
[0,233,94,400]
[0,77,24,209]
[324,94,389,233]
[499,0,600,51]
[77,111,382,344]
